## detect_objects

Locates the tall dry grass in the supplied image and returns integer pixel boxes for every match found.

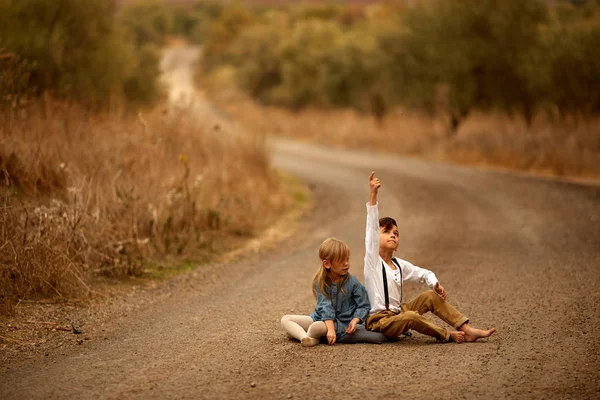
[0,102,287,313]
[217,93,600,181]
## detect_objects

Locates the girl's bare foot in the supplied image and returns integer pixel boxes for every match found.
[449,331,465,343]
[460,325,496,342]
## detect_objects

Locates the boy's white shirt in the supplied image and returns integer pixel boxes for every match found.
[364,202,439,316]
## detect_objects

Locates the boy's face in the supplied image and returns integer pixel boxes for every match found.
[380,224,399,252]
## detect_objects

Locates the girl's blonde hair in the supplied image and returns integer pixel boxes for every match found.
[312,237,350,299]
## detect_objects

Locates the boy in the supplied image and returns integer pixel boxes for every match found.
[364,171,495,343]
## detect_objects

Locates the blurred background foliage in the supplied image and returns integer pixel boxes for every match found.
[0,0,159,107]
[1,0,599,124]
[0,0,225,109]
[197,0,600,132]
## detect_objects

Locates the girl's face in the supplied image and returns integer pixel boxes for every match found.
[324,257,350,280]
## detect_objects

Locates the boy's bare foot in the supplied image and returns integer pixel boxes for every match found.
[301,336,320,347]
[460,325,496,342]
[449,331,465,343]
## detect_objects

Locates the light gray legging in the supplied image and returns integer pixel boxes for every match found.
[281,315,387,344]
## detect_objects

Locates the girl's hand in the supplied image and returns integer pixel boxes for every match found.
[345,318,359,334]
[326,329,337,345]
[435,282,446,300]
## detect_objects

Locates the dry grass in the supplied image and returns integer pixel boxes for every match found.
[0,102,288,313]
[442,113,600,179]
[117,0,385,6]
[215,92,600,181]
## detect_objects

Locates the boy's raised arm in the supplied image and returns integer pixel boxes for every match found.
[364,171,381,272]
[369,171,379,206]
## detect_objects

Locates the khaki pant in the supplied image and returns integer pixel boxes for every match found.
[366,290,469,342]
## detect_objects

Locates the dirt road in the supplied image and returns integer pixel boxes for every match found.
[1,46,599,399]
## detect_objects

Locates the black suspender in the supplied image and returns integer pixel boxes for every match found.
[391,258,403,305]
[381,262,390,310]
[381,258,403,311]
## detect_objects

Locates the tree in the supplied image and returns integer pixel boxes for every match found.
[277,19,344,109]
[0,0,163,107]
[485,0,549,124]
[0,0,134,106]
[548,26,600,118]
[118,0,174,47]
[202,4,257,71]
[228,13,289,102]
[1,50,35,112]
[398,0,549,133]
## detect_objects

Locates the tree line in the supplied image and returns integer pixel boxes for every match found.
[2,0,598,129]
[0,0,221,109]
[201,0,600,132]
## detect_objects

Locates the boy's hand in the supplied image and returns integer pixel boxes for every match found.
[369,171,380,205]
[435,282,446,300]
[326,329,337,345]
[369,171,381,193]
[345,318,359,334]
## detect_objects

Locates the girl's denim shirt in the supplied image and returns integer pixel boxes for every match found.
[310,274,371,340]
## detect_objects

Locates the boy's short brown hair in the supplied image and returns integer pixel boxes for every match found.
[379,217,397,230]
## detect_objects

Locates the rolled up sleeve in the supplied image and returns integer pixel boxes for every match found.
[314,289,336,321]
[402,260,439,289]
[350,277,371,323]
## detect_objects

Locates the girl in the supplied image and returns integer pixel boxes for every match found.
[281,237,387,346]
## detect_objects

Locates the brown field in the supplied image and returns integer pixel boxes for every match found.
[0,101,289,313]
[213,92,600,182]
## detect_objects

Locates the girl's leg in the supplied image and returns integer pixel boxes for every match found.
[301,321,327,346]
[280,315,314,341]
[337,324,387,344]
[306,321,327,339]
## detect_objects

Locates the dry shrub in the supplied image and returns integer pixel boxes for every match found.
[218,93,444,155]
[445,113,600,178]
[0,194,91,313]
[0,102,286,311]
[216,93,600,180]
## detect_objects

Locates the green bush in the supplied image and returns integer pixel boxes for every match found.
[0,0,163,108]
[548,26,600,117]
[123,44,164,105]
[277,19,344,108]
[0,48,36,108]
[0,0,124,105]
[202,4,257,71]
[172,6,199,37]
[118,0,174,47]
[398,0,549,131]
[228,20,286,102]
[202,0,600,126]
